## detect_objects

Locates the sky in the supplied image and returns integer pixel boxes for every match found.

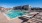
[0,0,42,8]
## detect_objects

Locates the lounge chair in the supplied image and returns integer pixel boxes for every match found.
[19,17,29,23]
[18,12,39,23]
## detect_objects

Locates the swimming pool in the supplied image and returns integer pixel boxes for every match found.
[6,10,28,19]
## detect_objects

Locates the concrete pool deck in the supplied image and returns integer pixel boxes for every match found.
[0,12,22,23]
[0,12,42,23]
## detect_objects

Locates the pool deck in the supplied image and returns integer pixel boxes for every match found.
[0,12,22,23]
[0,12,42,23]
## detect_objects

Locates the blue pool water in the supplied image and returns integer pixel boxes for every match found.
[6,10,26,19]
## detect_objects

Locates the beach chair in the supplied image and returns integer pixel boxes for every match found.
[19,12,39,23]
